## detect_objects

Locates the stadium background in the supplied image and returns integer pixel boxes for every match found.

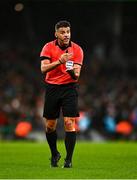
[1,0,137,141]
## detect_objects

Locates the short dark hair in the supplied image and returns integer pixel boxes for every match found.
[55,20,71,31]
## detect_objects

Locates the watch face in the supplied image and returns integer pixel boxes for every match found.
[66,61,74,66]
[66,61,74,70]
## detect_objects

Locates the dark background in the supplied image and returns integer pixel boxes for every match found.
[1,1,137,57]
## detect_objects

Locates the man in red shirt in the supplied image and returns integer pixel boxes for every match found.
[40,20,84,168]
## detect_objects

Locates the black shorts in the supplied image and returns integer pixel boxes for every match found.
[43,83,79,119]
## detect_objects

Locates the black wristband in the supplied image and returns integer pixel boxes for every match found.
[67,69,78,80]
[59,59,63,64]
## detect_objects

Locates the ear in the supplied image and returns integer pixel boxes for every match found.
[55,32,57,38]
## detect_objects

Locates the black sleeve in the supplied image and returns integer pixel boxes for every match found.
[40,56,51,61]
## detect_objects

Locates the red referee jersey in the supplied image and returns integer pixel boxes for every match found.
[40,40,84,85]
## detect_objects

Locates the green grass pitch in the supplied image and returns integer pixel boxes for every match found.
[0,141,137,179]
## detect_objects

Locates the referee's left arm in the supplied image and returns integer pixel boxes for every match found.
[66,63,82,80]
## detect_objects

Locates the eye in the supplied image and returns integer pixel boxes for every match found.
[60,31,65,34]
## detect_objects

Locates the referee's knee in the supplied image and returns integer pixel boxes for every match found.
[43,118,57,133]
[64,117,76,132]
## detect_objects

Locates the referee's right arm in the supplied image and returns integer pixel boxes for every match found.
[41,53,72,73]
[41,59,61,73]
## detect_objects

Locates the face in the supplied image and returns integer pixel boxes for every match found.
[55,27,71,46]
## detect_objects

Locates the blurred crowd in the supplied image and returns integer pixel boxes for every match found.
[0,42,44,139]
[1,41,137,141]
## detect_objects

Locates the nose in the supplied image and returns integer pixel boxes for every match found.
[64,32,69,37]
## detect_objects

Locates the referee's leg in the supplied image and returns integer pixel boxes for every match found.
[43,84,61,167]
[62,84,79,168]
[43,118,61,167]
[63,117,77,168]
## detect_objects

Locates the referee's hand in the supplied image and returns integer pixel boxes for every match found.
[59,53,73,64]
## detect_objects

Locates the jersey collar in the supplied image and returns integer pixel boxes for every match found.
[55,40,72,50]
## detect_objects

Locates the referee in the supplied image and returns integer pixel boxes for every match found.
[40,20,84,168]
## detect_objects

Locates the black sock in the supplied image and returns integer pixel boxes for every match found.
[46,131,58,157]
[65,131,76,162]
